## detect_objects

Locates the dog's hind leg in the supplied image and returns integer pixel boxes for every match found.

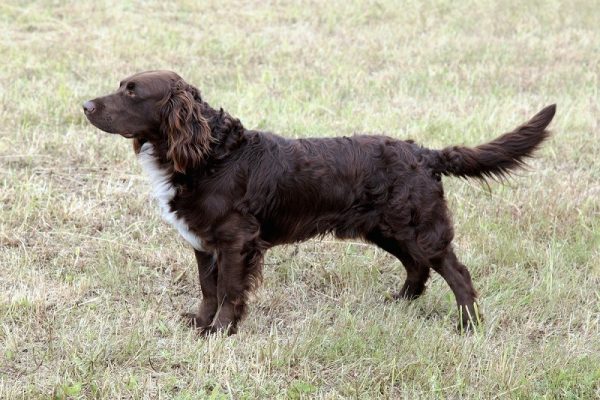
[404,213,481,331]
[430,247,481,331]
[366,230,430,300]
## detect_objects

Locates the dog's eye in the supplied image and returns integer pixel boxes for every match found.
[126,82,136,96]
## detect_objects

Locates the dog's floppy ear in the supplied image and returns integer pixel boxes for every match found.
[160,80,212,173]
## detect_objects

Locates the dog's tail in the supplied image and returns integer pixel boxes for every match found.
[430,105,556,181]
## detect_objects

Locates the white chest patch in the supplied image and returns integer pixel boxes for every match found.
[138,142,204,251]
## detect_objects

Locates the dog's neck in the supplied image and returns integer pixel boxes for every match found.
[130,101,246,172]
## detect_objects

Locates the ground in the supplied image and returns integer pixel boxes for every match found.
[0,0,599,398]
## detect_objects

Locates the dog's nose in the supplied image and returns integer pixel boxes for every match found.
[83,101,96,114]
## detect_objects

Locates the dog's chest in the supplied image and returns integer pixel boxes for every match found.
[137,143,204,251]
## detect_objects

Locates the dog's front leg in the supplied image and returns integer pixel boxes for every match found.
[205,215,263,335]
[182,250,218,329]
[202,247,248,335]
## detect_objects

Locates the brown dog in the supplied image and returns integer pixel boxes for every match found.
[83,70,555,334]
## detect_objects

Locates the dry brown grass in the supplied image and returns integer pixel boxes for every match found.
[1,0,599,398]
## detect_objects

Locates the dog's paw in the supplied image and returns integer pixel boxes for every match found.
[386,284,426,302]
[180,311,212,330]
[198,322,237,337]
[456,304,484,334]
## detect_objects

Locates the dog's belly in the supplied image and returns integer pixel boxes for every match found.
[138,143,205,251]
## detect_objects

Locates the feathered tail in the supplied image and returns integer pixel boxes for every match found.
[431,105,556,180]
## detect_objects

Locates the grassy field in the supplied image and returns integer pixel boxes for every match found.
[1,0,599,398]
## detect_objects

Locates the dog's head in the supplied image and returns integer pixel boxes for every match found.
[83,70,212,172]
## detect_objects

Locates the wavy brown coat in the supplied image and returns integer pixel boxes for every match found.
[83,70,556,334]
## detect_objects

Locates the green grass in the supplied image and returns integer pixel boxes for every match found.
[1,0,599,398]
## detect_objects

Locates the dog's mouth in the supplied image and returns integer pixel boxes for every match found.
[85,114,112,132]
[85,114,134,138]
[97,128,136,139]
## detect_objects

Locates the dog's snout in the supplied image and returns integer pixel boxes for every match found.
[83,100,96,114]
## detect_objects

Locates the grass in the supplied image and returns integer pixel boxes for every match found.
[1,0,599,398]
